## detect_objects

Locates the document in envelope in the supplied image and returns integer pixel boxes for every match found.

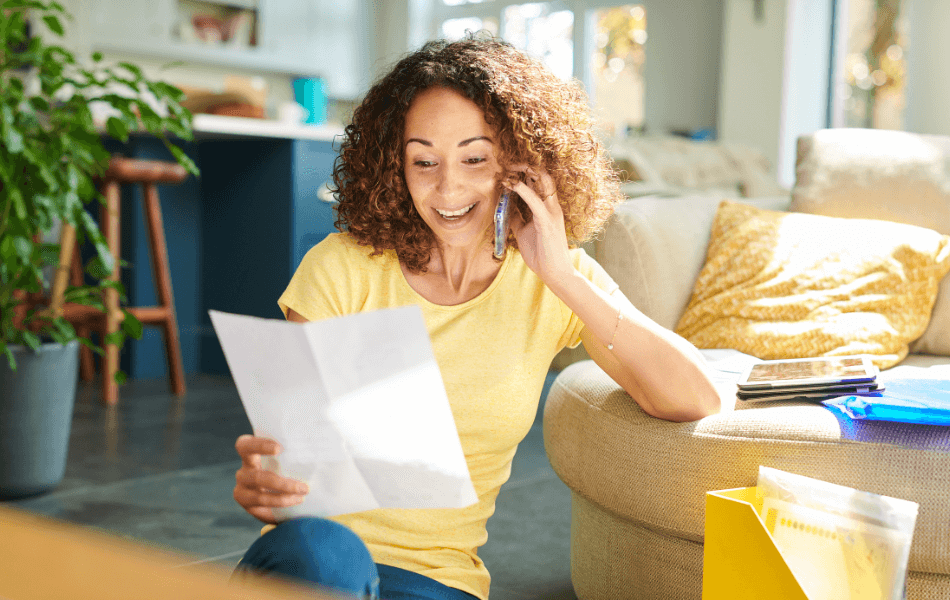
[208,307,478,520]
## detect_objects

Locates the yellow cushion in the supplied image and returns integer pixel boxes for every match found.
[674,200,950,369]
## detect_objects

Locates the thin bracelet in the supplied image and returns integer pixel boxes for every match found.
[607,310,623,350]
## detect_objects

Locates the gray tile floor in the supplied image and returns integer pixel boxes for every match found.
[8,371,576,600]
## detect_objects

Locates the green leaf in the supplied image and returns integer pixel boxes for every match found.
[50,317,76,342]
[86,255,113,280]
[12,236,31,261]
[104,330,124,347]
[2,127,24,153]
[48,327,66,344]
[77,338,104,357]
[39,243,60,266]
[105,115,129,142]
[2,346,14,371]
[151,80,187,103]
[0,237,13,268]
[103,279,128,303]
[165,142,199,176]
[21,330,41,352]
[92,51,103,62]
[1,104,15,127]
[29,96,51,114]
[113,369,127,385]
[77,208,104,240]
[121,310,143,339]
[9,187,26,220]
[42,15,64,36]
[75,170,94,198]
[1,105,24,153]
[63,287,98,305]
[118,62,143,80]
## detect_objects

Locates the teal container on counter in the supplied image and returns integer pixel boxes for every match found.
[293,77,328,125]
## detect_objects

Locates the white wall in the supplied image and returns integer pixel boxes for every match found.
[719,0,833,188]
[718,0,790,183]
[904,0,950,136]
[369,0,413,84]
[638,0,724,135]
[777,0,833,186]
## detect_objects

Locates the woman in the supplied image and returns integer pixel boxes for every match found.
[233,35,720,600]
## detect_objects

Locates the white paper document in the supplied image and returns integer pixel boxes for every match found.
[209,307,478,520]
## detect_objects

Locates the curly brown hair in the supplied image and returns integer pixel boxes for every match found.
[333,34,624,272]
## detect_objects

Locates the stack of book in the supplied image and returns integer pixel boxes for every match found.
[737,355,880,403]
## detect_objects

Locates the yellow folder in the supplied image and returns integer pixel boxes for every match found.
[702,487,810,600]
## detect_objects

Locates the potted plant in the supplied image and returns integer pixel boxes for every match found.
[0,0,197,499]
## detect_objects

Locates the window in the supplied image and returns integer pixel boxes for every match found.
[442,17,498,39]
[432,1,646,138]
[502,3,574,80]
[833,0,907,129]
[589,5,646,137]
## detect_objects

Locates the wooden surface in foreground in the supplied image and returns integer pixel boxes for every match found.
[0,505,342,600]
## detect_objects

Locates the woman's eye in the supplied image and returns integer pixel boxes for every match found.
[414,160,436,168]
[465,157,487,165]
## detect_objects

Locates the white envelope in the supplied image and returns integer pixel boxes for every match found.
[209,306,478,520]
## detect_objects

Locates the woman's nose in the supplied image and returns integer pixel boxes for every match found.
[436,164,463,198]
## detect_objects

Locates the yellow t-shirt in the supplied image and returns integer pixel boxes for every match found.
[276,233,617,600]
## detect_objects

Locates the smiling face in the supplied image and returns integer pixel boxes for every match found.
[403,86,503,253]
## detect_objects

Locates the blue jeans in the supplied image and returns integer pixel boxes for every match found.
[234,517,480,600]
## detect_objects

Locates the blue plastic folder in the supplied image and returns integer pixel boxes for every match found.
[823,379,950,425]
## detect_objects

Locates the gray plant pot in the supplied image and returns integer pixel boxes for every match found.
[0,340,79,500]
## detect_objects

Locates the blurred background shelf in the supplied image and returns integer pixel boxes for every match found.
[88,0,367,99]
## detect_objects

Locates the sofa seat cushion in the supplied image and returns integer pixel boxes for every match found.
[543,359,950,580]
[674,200,950,369]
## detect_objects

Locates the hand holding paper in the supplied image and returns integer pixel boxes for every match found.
[210,306,478,521]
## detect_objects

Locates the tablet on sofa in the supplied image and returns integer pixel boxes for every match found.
[737,356,878,391]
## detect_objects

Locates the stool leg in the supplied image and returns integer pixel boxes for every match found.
[142,182,186,397]
[101,181,121,406]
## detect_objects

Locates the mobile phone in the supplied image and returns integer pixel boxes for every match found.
[493,190,512,259]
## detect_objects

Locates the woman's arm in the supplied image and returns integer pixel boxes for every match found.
[553,274,720,422]
[508,168,720,422]
[286,307,309,323]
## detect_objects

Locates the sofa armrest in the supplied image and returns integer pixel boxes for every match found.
[594,194,791,331]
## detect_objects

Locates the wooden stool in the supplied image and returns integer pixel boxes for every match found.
[66,157,189,406]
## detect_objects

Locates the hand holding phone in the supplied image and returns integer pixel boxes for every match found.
[494,190,512,259]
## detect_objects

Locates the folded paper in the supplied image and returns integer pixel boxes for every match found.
[209,307,478,520]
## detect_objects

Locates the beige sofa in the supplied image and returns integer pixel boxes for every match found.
[608,135,788,200]
[544,129,950,599]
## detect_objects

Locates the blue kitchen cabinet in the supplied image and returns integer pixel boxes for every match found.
[114,135,339,378]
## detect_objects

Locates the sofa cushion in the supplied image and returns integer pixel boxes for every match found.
[793,129,950,357]
[674,200,950,369]
[792,129,950,236]
[610,136,787,199]
[595,195,791,331]
[913,277,950,356]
